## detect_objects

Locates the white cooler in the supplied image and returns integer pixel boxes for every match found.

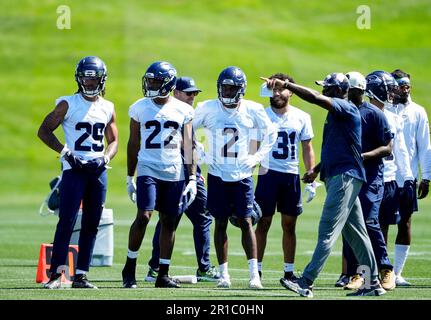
[70,208,114,266]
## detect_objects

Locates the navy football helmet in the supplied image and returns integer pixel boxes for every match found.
[229,201,262,228]
[315,73,350,92]
[143,61,177,98]
[75,56,107,97]
[365,70,398,103]
[217,66,247,105]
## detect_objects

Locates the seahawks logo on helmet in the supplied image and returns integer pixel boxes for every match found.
[229,201,262,228]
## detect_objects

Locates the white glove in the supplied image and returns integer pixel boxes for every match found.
[126,176,137,203]
[240,155,259,171]
[183,176,197,206]
[304,181,322,203]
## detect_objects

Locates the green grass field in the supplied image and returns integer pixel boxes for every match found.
[1,0,431,300]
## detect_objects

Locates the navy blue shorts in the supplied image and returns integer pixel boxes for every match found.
[399,180,418,220]
[379,181,400,225]
[207,174,254,220]
[255,169,302,217]
[136,176,185,216]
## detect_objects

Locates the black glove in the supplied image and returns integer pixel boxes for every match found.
[403,180,416,203]
[418,180,430,199]
[63,151,84,170]
[83,156,108,174]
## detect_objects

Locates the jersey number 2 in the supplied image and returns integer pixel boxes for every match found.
[75,122,105,152]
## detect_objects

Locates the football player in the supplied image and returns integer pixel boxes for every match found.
[38,56,119,289]
[385,69,431,286]
[263,72,384,297]
[122,61,197,288]
[193,66,277,289]
[254,73,316,283]
[145,77,219,283]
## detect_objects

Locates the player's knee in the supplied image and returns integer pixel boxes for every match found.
[161,216,177,232]
[237,217,253,230]
[256,217,272,233]
[136,210,151,227]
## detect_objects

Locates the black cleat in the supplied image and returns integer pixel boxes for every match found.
[72,274,98,289]
[122,267,137,288]
[44,273,62,289]
[155,275,181,288]
[284,271,299,281]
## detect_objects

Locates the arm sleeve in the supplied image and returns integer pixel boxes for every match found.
[300,114,314,141]
[394,122,415,182]
[128,103,139,122]
[253,106,277,162]
[184,105,194,124]
[416,108,431,180]
[376,112,394,146]
[330,98,355,119]
[192,103,205,131]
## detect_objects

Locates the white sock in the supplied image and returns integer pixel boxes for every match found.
[284,263,294,273]
[127,249,139,259]
[159,258,170,265]
[248,258,259,279]
[257,262,262,272]
[75,269,86,275]
[219,262,229,278]
[394,244,410,276]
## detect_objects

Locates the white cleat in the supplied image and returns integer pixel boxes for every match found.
[395,275,411,287]
[217,276,231,288]
[249,277,264,289]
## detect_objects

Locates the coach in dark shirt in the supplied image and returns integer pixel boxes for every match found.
[261,72,385,297]
[341,71,396,291]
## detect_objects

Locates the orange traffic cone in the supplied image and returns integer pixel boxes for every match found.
[36,243,79,284]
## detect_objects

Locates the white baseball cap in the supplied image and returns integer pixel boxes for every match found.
[345,71,366,90]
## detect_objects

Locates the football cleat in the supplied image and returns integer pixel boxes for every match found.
[346,283,386,297]
[43,273,62,289]
[72,274,98,289]
[216,276,231,288]
[144,267,159,282]
[284,271,299,282]
[280,277,313,298]
[155,275,181,288]
[249,276,264,289]
[395,275,411,287]
[335,273,350,288]
[344,274,364,290]
[196,266,220,282]
[122,267,137,289]
[380,269,396,290]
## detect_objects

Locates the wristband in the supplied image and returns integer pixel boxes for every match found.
[189,175,197,181]
[127,176,134,184]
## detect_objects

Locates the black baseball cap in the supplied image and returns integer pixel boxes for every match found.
[175,77,202,92]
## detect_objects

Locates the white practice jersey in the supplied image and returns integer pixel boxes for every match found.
[387,98,431,181]
[261,106,313,174]
[383,108,414,186]
[193,99,277,182]
[128,97,194,181]
[58,94,114,171]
